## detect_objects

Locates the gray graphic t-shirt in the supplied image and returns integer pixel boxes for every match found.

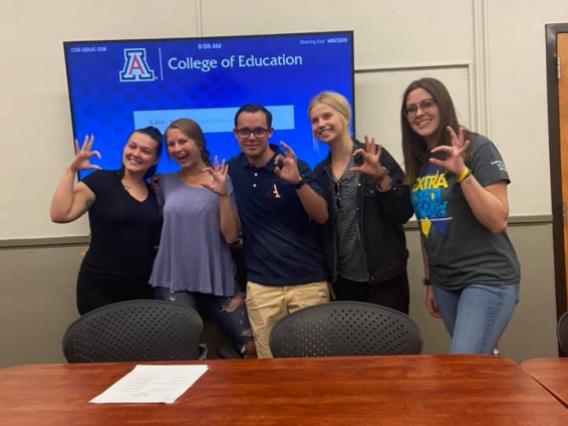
[411,135,520,290]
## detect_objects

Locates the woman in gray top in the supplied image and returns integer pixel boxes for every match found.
[150,118,254,357]
[401,77,520,354]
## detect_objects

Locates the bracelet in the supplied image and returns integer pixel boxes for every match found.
[456,166,471,183]
[423,278,431,286]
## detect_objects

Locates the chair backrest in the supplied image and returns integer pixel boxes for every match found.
[62,300,203,362]
[269,301,422,358]
[557,311,568,354]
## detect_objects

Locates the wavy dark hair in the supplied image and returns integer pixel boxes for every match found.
[234,104,273,128]
[120,126,163,180]
[401,77,473,185]
[165,118,211,166]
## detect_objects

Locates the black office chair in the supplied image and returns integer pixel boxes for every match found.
[62,300,203,362]
[557,311,568,355]
[269,301,422,358]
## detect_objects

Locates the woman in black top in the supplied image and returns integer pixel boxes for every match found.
[50,127,163,314]
[309,91,412,313]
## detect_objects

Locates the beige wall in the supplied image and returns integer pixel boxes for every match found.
[0,0,566,365]
[0,223,557,367]
[0,244,80,366]
[2,0,568,240]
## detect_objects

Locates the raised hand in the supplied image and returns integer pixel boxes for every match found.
[351,135,389,181]
[429,126,471,176]
[273,141,302,184]
[70,135,102,172]
[203,156,229,196]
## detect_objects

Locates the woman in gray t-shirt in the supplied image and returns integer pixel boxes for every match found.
[400,78,520,354]
[150,118,254,357]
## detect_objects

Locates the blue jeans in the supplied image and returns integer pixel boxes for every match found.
[153,288,253,356]
[432,283,519,354]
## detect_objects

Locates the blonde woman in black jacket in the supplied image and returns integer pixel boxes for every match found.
[310,91,412,313]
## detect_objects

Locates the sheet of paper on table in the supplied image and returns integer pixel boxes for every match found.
[90,364,209,404]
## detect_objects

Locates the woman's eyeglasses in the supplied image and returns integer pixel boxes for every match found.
[235,127,269,138]
[404,98,437,118]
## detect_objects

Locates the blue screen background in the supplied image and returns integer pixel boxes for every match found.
[63,32,354,179]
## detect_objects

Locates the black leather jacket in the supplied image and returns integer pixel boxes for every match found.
[313,140,413,284]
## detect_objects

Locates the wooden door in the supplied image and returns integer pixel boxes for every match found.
[560,33,568,298]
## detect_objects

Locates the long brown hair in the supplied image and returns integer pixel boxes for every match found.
[401,78,471,185]
[165,118,211,166]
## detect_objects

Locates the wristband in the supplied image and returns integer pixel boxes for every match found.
[292,176,306,189]
[423,278,431,287]
[456,166,471,183]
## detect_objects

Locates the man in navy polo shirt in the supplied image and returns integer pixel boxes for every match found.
[228,104,330,358]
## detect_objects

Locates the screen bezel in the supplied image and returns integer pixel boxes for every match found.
[63,30,356,178]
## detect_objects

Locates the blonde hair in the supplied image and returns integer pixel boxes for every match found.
[308,91,351,124]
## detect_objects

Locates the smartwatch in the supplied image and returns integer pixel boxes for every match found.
[292,176,306,189]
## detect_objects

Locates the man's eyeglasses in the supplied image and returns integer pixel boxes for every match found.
[235,127,269,138]
[404,98,437,118]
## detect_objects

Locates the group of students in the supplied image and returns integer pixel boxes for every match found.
[50,78,520,358]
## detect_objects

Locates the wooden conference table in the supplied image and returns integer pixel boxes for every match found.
[1,355,567,425]
[522,357,568,407]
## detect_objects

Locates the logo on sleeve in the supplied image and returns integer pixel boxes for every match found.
[119,48,156,82]
[491,160,508,172]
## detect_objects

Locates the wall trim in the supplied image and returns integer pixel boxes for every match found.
[0,215,552,249]
[355,61,476,131]
[404,215,551,230]
[507,215,554,225]
[195,0,204,36]
[471,0,490,135]
[0,236,89,249]
[355,61,470,74]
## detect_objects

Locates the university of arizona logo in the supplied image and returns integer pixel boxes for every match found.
[265,183,282,199]
[271,184,282,199]
[119,48,155,82]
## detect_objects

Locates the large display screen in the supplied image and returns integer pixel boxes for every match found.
[63,31,354,177]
